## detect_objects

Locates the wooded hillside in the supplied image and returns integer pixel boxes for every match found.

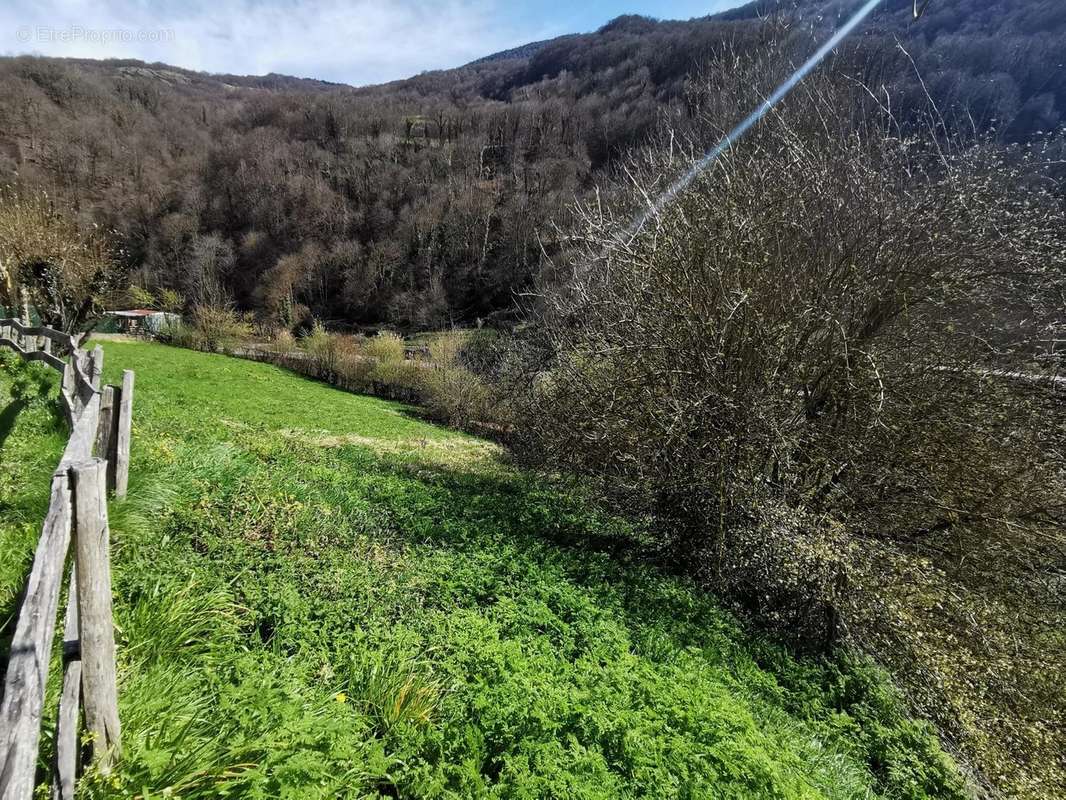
[0,1,1062,330]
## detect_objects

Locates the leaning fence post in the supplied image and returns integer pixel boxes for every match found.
[63,361,82,427]
[95,386,118,491]
[59,362,77,426]
[114,371,134,499]
[71,458,121,770]
[54,566,82,800]
[90,345,104,389]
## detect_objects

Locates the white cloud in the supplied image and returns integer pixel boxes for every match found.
[0,0,557,85]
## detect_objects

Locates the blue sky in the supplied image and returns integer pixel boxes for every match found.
[1,0,749,86]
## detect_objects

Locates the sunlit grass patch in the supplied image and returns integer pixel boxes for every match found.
[278,425,507,471]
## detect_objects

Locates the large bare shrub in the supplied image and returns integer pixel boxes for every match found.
[510,46,1066,646]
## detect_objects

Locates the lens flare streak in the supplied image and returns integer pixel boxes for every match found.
[629,0,886,238]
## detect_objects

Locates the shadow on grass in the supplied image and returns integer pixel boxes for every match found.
[344,446,740,644]
[380,448,650,555]
[0,399,26,452]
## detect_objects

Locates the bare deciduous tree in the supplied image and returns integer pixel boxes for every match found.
[0,188,118,331]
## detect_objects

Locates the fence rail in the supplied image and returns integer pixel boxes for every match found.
[0,319,134,800]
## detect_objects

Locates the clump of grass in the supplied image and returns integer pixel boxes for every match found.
[118,579,242,669]
[346,652,441,734]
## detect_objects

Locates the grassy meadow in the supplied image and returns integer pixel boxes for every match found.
[0,352,66,626]
[5,340,965,798]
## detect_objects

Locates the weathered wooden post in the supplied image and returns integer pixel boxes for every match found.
[0,475,74,800]
[95,386,118,491]
[114,371,134,499]
[19,287,31,329]
[54,567,82,800]
[90,345,104,388]
[70,458,121,770]
[42,335,52,355]
[60,362,77,426]
[61,361,74,396]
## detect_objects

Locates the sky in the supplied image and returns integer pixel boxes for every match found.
[0,0,750,86]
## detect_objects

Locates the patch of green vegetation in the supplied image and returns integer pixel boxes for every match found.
[0,350,66,626]
[83,340,965,799]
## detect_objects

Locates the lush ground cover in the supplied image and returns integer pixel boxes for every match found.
[0,351,66,628]
[56,339,965,798]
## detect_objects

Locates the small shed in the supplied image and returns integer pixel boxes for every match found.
[106,309,155,334]
[103,310,181,336]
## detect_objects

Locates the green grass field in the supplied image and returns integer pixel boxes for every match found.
[0,352,66,627]
[6,340,965,798]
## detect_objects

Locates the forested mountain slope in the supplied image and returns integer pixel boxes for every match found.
[723,0,1066,138]
[0,1,1062,329]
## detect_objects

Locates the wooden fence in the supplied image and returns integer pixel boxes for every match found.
[0,318,134,800]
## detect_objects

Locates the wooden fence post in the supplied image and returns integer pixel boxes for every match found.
[90,345,104,389]
[61,361,74,396]
[0,475,74,800]
[54,566,82,800]
[114,371,134,499]
[95,386,118,491]
[60,362,77,426]
[19,287,31,328]
[71,459,121,770]
[61,362,79,428]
